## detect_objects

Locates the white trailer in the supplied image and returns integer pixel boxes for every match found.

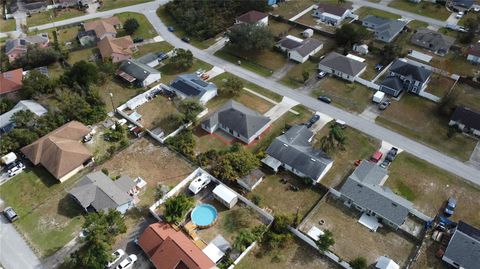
[373,91,385,104]
[1,152,17,165]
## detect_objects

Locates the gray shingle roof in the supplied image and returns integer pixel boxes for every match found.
[69,171,134,212]
[277,37,303,50]
[380,76,404,93]
[375,20,406,41]
[294,38,323,57]
[443,221,480,269]
[319,52,367,77]
[450,106,480,131]
[137,53,158,65]
[265,125,333,180]
[362,15,389,27]
[389,59,432,83]
[339,161,413,227]
[0,100,47,129]
[118,59,159,81]
[410,28,455,55]
[203,100,270,139]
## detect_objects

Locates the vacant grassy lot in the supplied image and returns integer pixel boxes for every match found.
[136,96,183,133]
[376,94,477,161]
[311,77,373,113]
[28,8,85,27]
[236,237,339,269]
[94,78,141,111]
[67,47,99,64]
[313,126,380,188]
[55,26,81,47]
[115,12,156,39]
[156,6,218,49]
[388,0,451,20]
[453,83,480,111]
[430,52,478,77]
[215,46,287,77]
[0,18,16,32]
[272,0,317,19]
[205,89,274,114]
[355,7,401,19]
[359,54,383,81]
[0,167,85,257]
[99,0,152,11]
[301,197,416,266]
[158,58,213,84]
[134,41,174,57]
[281,59,318,89]
[246,171,326,219]
[424,74,456,98]
[412,239,449,269]
[386,153,480,227]
[407,20,429,30]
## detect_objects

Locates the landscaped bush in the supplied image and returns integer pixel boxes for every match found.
[163,194,194,224]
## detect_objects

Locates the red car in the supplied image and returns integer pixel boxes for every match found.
[369,151,383,163]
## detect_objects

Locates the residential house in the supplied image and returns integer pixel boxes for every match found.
[0,68,23,95]
[167,73,218,105]
[467,42,480,64]
[77,30,96,47]
[69,171,135,214]
[0,100,47,132]
[318,52,367,82]
[57,0,79,8]
[138,222,216,269]
[262,125,333,184]
[137,52,161,68]
[312,3,352,26]
[449,106,480,137]
[362,15,407,43]
[235,10,269,26]
[23,1,47,13]
[116,59,161,87]
[276,35,323,63]
[98,36,135,63]
[379,59,432,96]
[411,28,455,56]
[83,16,122,40]
[338,161,413,230]
[21,121,93,182]
[201,100,270,144]
[447,0,475,12]
[5,34,50,62]
[442,221,480,269]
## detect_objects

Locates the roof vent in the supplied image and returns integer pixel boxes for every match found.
[392,203,397,207]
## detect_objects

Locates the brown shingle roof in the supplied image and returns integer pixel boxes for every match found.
[84,16,121,38]
[0,68,23,95]
[21,121,92,180]
[236,10,268,23]
[139,223,215,269]
[468,43,480,57]
[97,36,134,59]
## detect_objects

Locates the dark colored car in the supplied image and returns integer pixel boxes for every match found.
[167,26,174,32]
[379,100,391,110]
[317,95,332,104]
[181,37,190,43]
[306,114,320,128]
[444,197,457,216]
[3,207,19,222]
[380,159,390,169]
[133,37,144,43]
[157,52,169,61]
[386,147,398,162]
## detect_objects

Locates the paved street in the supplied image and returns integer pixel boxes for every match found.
[0,213,42,269]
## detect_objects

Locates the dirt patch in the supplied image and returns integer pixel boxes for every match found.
[100,138,194,187]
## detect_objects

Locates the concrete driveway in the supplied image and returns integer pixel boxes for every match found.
[264,97,299,123]
[0,212,42,269]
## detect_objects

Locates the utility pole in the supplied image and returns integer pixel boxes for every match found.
[109,92,115,113]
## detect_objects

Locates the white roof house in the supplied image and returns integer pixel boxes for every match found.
[212,184,238,209]
[375,256,400,269]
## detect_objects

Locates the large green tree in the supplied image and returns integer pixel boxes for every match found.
[168,48,193,71]
[334,24,369,47]
[123,18,140,35]
[350,257,368,269]
[165,129,196,158]
[316,229,335,252]
[22,69,56,98]
[212,149,259,181]
[219,76,244,96]
[320,123,346,154]
[178,99,204,123]
[164,194,194,223]
[227,23,275,52]
[62,60,99,88]
[10,46,61,69]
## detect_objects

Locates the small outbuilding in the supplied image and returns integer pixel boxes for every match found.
[237,169,265,191]
[212,184,238,209]
[302,29,314,38]
[375,256,399,269]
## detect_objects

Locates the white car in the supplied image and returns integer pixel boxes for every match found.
[106,249,125,268]
[116,254,137,269]
[455,12,464,19]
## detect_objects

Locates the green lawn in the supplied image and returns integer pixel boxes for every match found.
[134,41,174,57]
[67,47,99,64]
[388,0,451,20]
[453,83,480,111]
[214,49,273,77]
[280,60,318,88]
[28,8,85,27]
[376,94,477,161]
[115,12,157,39]
[311,77,373,113]
[0,167,85,256]
[387,153,480,227]
[98,0,153,11]
[157,57,213,84]
[407,20,429,30]
[156,6,219,49]
[94,78,141,110]
[355,7,401,19]
[0,18,16,32]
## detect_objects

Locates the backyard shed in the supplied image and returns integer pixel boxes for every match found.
[237,169,265,191]
[1,152,17,165]
[302,29,314,38]
[375,256,399,269]
[212,184,238,209]
[202,242,224,263]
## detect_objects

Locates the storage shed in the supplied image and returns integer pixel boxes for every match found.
[212,184,238,209]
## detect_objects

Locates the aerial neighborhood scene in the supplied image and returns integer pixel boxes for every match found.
[2,0,480,268]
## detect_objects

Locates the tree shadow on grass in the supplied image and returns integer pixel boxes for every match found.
[57,195,84,218]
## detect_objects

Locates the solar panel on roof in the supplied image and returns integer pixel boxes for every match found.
[171,80,201,96]
[192,79,209,87]
[20,39,26,45]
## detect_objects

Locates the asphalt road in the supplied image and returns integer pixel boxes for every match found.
[0,213,42,269]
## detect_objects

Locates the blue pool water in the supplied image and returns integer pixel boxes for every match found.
[191,204,218,227]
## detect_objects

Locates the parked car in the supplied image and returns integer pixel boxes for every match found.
[317,71,327,79]
[181,37,190,43]
[3,207,19,222]
[7,165,25,177]
[457,26,468,33]
[317,95,332,104]
[385,147,398,162]
[455,12,464,19]
[133,37,144,43]
[378,99,391,110]
[307,114,320,128]
[369,151,383,163]
[106,249,125,268]
[157,52,169,61]
[380,159,390,169]
[335,119,347,129]
[6,160,24,171]
[167,26,174,32]
[444,197,457,216]
[116,254,137,269]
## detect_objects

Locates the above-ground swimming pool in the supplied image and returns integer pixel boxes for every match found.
[191,204,218,229]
